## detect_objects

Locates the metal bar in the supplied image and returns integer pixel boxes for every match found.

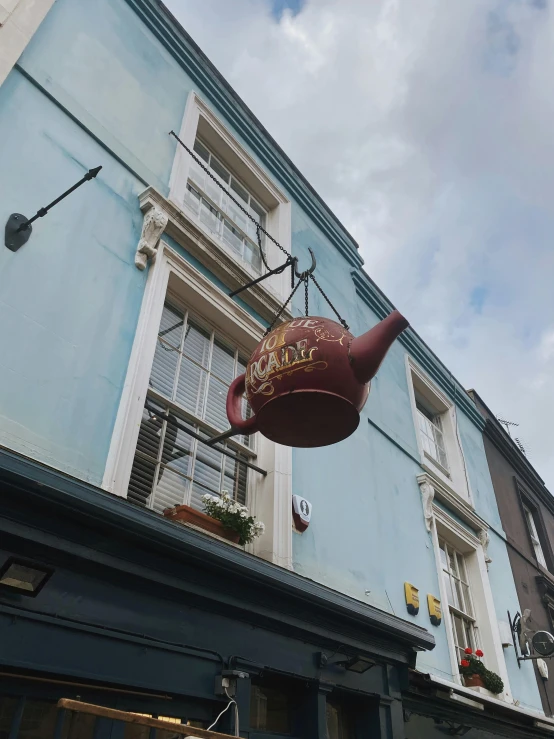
[146,388,255,459]
[145,402,266,476]
[228,257,293,298]
[205,428,240,446]
[57,701,235,739]
[17,167,102,231]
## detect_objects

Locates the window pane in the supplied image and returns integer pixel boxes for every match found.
[452,613,466,650]
[250,686,292,734]
[222,219,244,254]
[211,157,230,184]
[153,467,190,513]
[462,582,473,617]
[183,321,211,367]
[193,139,210,163]
[439,542,448,569]
[158,304,184,348]
[199,199,221,233]
[442,571,456,608]
[150,342,179,398]
[211,339,235,384]
[230,177,249,205]
[205,376,230,430]
[64,711,96,739]
[176,359,208,417]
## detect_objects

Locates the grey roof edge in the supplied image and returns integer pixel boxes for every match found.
[125,0,364,270]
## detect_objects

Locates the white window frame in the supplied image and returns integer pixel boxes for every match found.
[103,232,293,569]
[523,503,548,568]
[168,92,292,303]
[406,357,472,503]
[429,504,511,700]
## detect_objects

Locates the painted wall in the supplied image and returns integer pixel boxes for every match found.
[0,0,543,714]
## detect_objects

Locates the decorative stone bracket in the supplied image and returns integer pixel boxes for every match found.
[417,473,492,567]
[135,206,168,270]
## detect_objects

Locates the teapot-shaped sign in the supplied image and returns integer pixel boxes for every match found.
[226,310,409,448]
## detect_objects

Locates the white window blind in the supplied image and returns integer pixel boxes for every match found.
[523,504,547,568]
[439,540,479,663]
[183,138,267,273]
[127,301,252,514]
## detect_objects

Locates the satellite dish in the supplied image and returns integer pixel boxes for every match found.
[532,631,554,657]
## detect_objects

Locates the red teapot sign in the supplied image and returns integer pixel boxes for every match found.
[226,311,408,448]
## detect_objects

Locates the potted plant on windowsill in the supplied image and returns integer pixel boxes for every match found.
[163,492,265,546]
[459,649,504,694]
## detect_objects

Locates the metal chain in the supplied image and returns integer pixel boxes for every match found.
[264,279,303,336]
[170,130,291,259]
[309,273,350,331]
[170,130,351,331]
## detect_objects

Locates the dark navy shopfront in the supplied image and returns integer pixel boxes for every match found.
[0,449,434,739]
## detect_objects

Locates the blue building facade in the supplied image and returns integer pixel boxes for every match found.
[0,1,549,737]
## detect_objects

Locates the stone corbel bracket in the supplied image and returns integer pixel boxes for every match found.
[135,206,168,270]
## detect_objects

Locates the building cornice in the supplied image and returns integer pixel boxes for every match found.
[352,271,485,429]
[124,0,363,271]
[0,447,435,656]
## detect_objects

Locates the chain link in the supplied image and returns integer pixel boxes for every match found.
[170,130,350,331]
[309,274,349,331]
[264,279,303,336]
[171,131,291,259]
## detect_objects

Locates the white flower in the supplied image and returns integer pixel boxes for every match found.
[240,510,248,519]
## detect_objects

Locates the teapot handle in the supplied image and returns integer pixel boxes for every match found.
[226,374,258,435]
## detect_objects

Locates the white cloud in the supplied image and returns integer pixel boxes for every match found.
[166,0,554,489]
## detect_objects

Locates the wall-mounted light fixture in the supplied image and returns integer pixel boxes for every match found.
[317,651,375,674]
[0,557,54,596]
[5,166,102,252]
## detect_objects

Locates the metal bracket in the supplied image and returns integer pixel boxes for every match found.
[4,166,101,252]
[5,214,32,252]
[229,256,294,298]
[293,247,317,280]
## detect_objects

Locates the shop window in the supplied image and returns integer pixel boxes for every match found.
[18,701,59,739]
[63,711,96,739]
[250,678,301,735]
[326,701,354,739]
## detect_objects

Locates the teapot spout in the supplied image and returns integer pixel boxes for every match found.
[349,310,409,384]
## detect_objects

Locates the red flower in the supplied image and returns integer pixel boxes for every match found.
[460,660,470,667]
[476,649,484,658]
[464,647,473,655]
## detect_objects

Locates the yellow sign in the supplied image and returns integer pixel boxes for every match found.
[404,582,420,615]
[427,594,442,626]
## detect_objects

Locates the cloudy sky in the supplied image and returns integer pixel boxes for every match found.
[165,0,554,490]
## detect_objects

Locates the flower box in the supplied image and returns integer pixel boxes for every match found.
[464,674,485,689]
[163,504,241,544]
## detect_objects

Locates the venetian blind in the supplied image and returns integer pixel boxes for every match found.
[127,301,251,514]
